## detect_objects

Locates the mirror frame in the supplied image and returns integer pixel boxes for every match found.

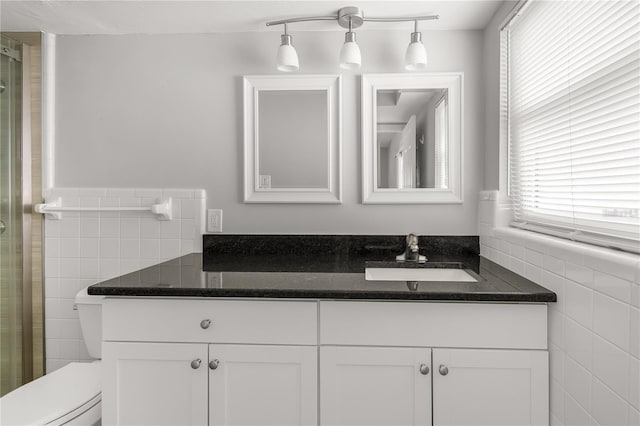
[243,75,342,203]
[362,73,463,204]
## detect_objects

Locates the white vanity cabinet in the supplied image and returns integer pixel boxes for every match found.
[432,348,548,426]
[208,344,317,426]
[320,347,548,426]
[102,298,549,426]
[320,346,432,425]
[101,298,319,426]
[103,341,209,426]
[319,301,549,426]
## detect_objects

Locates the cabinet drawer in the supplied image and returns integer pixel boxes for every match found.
[103,298,318,345]
[320,301,547,349]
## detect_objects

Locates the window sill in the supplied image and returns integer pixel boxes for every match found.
[488,225,639,284]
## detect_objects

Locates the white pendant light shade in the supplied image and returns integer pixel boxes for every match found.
[277,44,299,72]
[405,41,427,70]
[277,29,299,72]
[340,31,361,70]
[405,31,427,70]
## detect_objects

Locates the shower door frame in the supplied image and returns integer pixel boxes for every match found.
[20,42,33,384]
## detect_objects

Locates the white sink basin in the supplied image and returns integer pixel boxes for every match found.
[365,267,477,282]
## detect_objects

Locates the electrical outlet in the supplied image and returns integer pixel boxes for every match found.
[207,209,223,233]
[259,175,271,189]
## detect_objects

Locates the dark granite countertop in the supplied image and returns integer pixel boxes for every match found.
[88,235,556,303]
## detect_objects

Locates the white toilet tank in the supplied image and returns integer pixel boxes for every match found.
[74,287,105,359]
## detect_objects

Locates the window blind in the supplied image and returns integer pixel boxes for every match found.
[504,0,640,253]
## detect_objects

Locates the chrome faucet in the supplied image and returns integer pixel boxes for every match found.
[396,233,427,262]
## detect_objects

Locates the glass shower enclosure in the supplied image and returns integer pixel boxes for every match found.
[0,35,29,396]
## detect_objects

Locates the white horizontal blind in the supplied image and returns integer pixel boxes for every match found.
[505,0,640,253]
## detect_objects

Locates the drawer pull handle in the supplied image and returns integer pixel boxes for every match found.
[191,359,202,369]
[200,319,212,329]
[439,365,449,376]
[419,364,430,375]
[209,359,220,370]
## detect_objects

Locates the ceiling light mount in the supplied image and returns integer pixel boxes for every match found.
[337,7,364,30]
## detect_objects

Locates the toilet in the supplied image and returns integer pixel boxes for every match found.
[1,288,105,425]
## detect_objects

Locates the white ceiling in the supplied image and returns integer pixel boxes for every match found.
[0,0,504,35]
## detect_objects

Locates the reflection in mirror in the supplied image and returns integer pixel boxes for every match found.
[258,90,328,189]
[362,73,462,204]
[376,89,448,189]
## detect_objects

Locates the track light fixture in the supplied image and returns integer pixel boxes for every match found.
[266,7,439,72]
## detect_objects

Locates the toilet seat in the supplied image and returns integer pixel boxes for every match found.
[0,361,101,425]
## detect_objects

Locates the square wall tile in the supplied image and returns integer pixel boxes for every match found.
[630,307,640,359]
[593,272,631,304]
[79,239,100,258]
[593,293,630,351]
[565,280,593,329]
[120,239,140,259]
[564,318,593,370]
[120,218,140,239]
[592,335,629,400]
[79,217,99,238]
[140,239,160,259]
[100,218,119,238]
[544,255,565,276]
[160,239,180,259]
[629,407,640,426]
[160,220,181,239]
[549,309,564,349]
[565,262,593,288]
[630,356,639,410]
[140,219,160,239]
[60,238,79,258]
[550,379,565,423]
[564,394,590,426]
[564,355,591,412]
[591,378,629,426]
[100,239,120,259]
[525,248,544,267]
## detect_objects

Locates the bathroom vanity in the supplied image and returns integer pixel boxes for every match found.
[89,236,556,426]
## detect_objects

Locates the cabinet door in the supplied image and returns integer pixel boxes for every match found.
[102,342,208,426]
[433,348,548,426]
[320,346,432,426]
[209,344,317,426]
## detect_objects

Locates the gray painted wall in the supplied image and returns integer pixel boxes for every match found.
[483,1,517,190]
[55,30,483,234]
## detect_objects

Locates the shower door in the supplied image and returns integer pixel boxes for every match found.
[0,35,24,396]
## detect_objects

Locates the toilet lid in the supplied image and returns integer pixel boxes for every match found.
[0,361,101,425]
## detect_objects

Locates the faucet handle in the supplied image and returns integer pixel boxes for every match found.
[406,234,419,251]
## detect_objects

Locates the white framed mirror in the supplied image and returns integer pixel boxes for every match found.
[362,73,463,204]
[243,75,341,203]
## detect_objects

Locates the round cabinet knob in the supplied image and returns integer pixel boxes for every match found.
[439,365,449,376]
[419,364,430,375]
[200,319,211,329]
[191,359,202,369]
[209,359,220,370]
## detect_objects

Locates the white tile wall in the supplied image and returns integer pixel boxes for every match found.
[479,191,640,426]
[43,188,206,372]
